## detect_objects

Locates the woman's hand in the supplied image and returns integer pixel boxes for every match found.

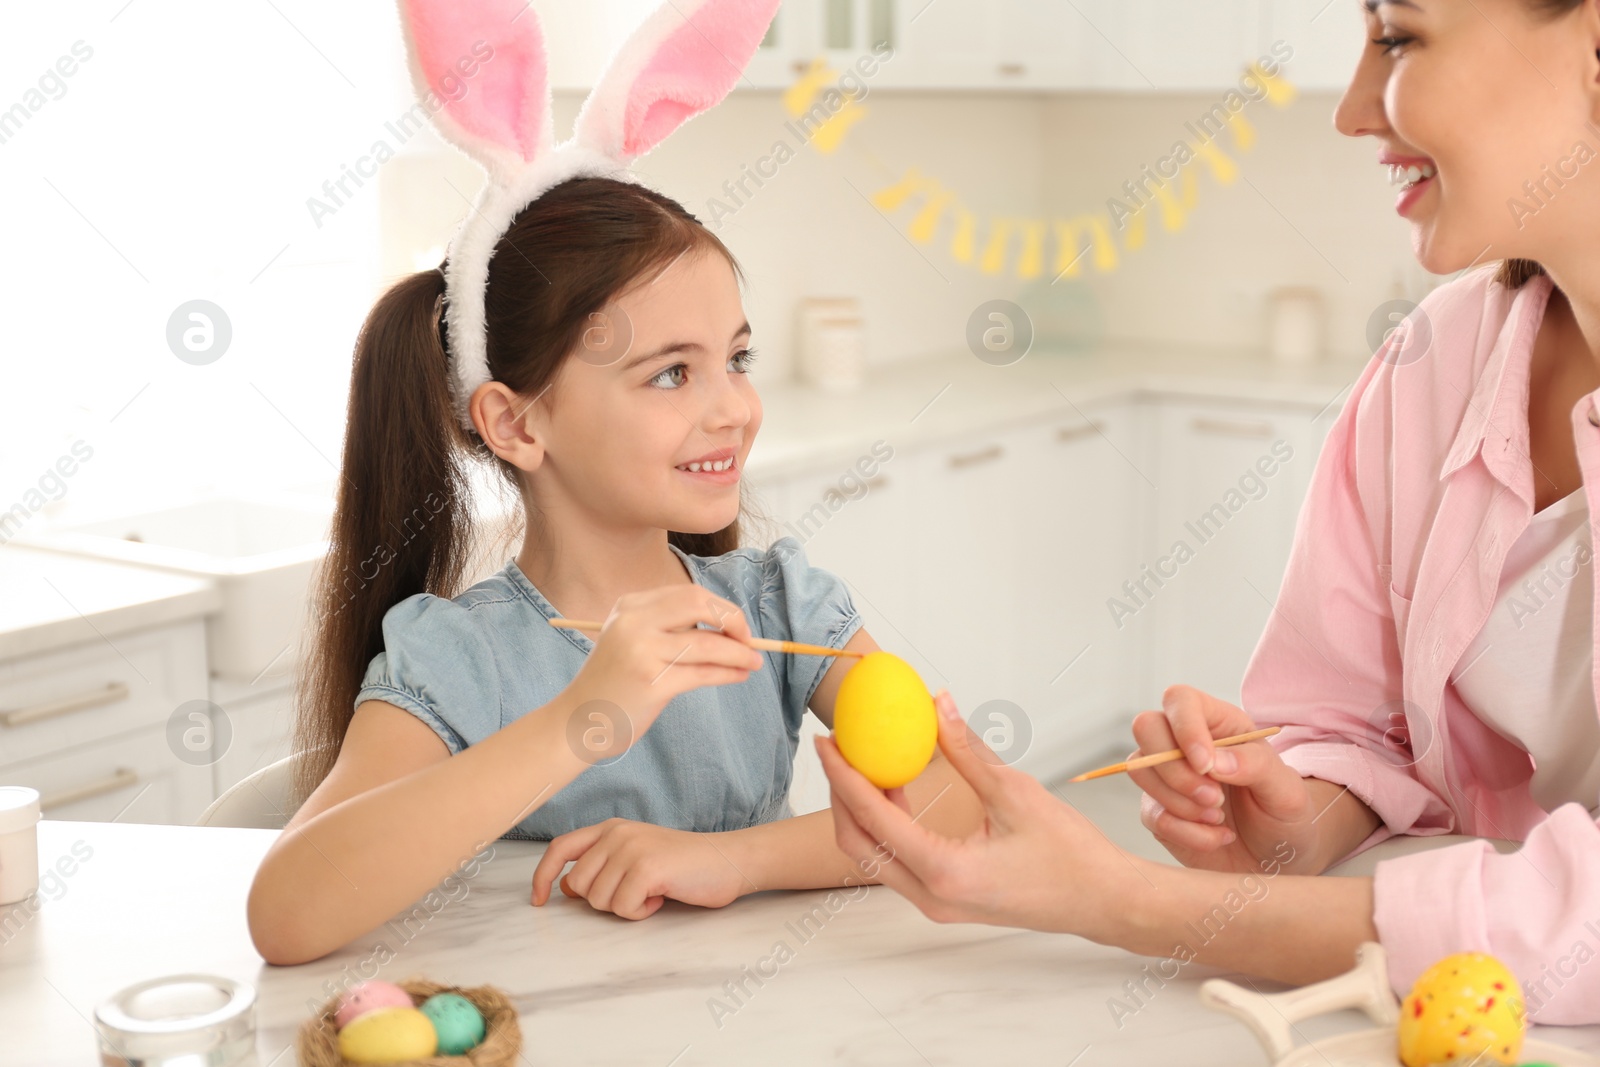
[1129,684,1323,875]
[529,818,753,920]
[814,690,1147,940]
[563,584,765,747]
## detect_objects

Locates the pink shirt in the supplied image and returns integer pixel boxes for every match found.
[1240,265,1600,1024]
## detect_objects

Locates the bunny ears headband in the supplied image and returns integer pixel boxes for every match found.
[395,0,782,431]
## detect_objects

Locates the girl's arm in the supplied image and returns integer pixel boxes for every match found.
[248,690,595,965]
[249,583,767,964]
[531,627,986,912]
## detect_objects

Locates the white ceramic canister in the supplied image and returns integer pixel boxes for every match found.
[0,785,41,905]
[1265,286,1325,365]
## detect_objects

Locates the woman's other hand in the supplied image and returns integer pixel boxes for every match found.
[1130,684,1323,875]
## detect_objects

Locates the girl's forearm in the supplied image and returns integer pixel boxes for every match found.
[249,693,592,964]
[1111,855,1379,987]
[724,753,984,892]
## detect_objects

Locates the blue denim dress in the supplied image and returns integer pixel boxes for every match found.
[355,536,862,841]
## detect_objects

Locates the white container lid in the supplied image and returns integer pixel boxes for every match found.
[0,786,41,835]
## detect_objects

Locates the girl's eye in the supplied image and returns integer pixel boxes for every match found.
[647,348,758,389]
[648,363,687,389]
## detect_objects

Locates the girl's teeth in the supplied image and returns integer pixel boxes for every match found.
[680,458,733,472]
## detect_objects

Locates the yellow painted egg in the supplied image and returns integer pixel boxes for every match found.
[833,651,937,789]
[1397,952,1525,1067]
[336,1005,438,1063]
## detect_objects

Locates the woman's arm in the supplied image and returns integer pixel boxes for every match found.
[817,690,1385,986]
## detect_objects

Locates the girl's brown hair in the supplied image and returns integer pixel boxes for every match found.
[290,176,746,806]
[1497,0,1586,289]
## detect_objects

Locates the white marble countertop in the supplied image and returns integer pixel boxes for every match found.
[742,343,1366,479]
[6,820,1598,1066]
[0,545,221,662]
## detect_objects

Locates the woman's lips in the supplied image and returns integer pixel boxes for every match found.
[1383,157,1436,218]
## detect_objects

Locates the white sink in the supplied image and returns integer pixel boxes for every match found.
[14,494,333,683]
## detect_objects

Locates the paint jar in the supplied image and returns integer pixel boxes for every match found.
[0,786,41,905]
[798,297,865,391]
[1265,286,1325,365]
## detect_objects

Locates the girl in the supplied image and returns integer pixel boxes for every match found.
[817,0,1600,1026]
[247,2,981,966]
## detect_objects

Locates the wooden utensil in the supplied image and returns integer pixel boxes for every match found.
[547,617,864,659]
[1066,726,1282,782]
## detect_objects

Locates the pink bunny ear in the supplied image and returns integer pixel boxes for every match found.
[395,0,553,178]
[574,0,782,163]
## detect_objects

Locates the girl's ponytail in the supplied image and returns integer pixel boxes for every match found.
[290,267,476,806]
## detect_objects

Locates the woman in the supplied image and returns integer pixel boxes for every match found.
[816,0,1600,1024]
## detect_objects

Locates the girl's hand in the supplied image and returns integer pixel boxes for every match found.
[1130,684,1320,875]
[564,584,765,734]
[814,690,1143,939]
[529,819,751,920]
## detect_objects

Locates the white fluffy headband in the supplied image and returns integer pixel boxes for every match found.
[395,0,782,431]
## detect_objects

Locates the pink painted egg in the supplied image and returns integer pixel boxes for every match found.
[334,980,415,1029]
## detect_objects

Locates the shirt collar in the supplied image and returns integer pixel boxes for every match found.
[1439,270,1555,496]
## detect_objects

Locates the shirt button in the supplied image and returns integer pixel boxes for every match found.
[1588,402,1599,427]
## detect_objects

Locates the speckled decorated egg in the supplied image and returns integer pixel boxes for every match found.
[336,1006,438,1063]
[333,979,415,1029]
[420,992,486,1054]
[1397,952,1525,1066]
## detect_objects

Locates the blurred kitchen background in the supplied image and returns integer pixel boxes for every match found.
[1,1,1441,826]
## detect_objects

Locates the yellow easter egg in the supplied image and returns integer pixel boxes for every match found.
[337,1005,438,1063]
[1397,952,1525,1067]
[833,651,937,789]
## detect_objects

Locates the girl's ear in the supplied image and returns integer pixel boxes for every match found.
[573,0,782,164]
[472,380,548,472]
[394,0,554,180]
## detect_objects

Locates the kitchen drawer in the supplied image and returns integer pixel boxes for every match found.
[1,723,214,824]
[0,619,210,768]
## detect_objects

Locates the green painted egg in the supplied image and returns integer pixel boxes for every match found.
[419,992,486,1055]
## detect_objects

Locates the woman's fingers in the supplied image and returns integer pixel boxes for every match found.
[1205,738,1311,821]
[1140,793,1234,852]
[1127,758,1225,825]
[1161,685,1253,775]
[815,735,941,898]
[531,824,603,905]
[926,691,1010,810]
[1130,710,1221,804]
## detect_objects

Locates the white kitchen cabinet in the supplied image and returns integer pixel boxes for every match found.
[1141,397,1323,709]
[4,726,214,824]
[1006,402,1153,779]
[0,619,215,824]
[1081,0,1265,91]
[1260,0,1366,92]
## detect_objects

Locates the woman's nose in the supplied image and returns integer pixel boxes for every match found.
[1332,47,1390,140]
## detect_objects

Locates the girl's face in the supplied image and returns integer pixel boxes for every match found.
[528,248,761,538]
[1333,0,1599,273]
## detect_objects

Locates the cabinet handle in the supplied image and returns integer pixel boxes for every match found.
[1,681,131,728]
[860,475,889,491]
[40,767,140,811]
[1055,420,1105,444]
[1190,416,1273,439]
[998,62,1026,76]
[947,444,1004,469]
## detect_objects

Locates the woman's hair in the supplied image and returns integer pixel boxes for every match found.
[290,176,748,805]
[1497,0,1585,289]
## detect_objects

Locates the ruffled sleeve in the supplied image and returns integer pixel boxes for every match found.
[752,536,864,725]
[355,592,504,756]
